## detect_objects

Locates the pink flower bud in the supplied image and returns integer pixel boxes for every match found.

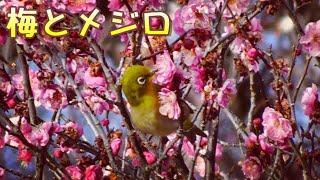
[6,98,16,108]
[143,151,157,164]
[200,137,208,147]
[18,149,33,165]
[253,118,262,127]
[288,83,294,90]
[111,138,122,156]
[54,149,63,158]
[151,17,161,29]
[247,48,259,59]
[183,39,195,50]
[101,119,109,126]
[295,48,301,56]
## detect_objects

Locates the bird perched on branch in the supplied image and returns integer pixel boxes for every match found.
[121,65,205,141]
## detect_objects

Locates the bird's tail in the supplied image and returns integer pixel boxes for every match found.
[182,120,207,143]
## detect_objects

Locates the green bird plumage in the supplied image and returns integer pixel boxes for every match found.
[122,65,205,139]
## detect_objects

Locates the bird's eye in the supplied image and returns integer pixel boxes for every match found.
[137,77,146,85]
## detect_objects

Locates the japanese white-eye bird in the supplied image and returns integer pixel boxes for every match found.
[121,65,205,140]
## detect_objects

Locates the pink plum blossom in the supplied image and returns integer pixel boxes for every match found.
[37,85,68,111]
[85,165,103,180]
[26,128,50,148]
[11,69,41,100]
[41,122,63,134]
[107,0,122,11]
[300,20,320,57]
[4,134,24,149]
[66,165,83,180]
[51,0,66,10]
[173,46,204,66]
[153,50,176,86]
[158,88,181,120]
[83,67,107,89]
[240,156,264,180]
[62,122,84,139]
[91,15,106,41]
[259,134,275,154]
[245,132,274,154]
[262,107,293,144]
[64,0,96,14]
[240,48,260,72]
[218,0,250,18]
[216,79,237,108]
[81,89,114,115]
[301,84,318,116]
[173,0,216,35]
[223,18,263,54]
[110,138,122,156]
[0,81,14,101]
[0,0,25,13]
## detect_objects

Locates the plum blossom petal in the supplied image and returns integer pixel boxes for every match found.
[173,0,216,35]
[63,0,96,14]
[153,50,176,85]
[41,122,63,134]
[240,156,264,180]
[300,20,320,57]
[81,88,114,115]
[62,122,84,139]
[111,138,122,156]
[158,88,181,120]
[262,107,293,144]
[301,84,318,116]
[83,67,107,89]
[85,165,103,180]
[66,165,83,180]
[37,84,68,111]
[216,79,237,108]
[108,0,122,11]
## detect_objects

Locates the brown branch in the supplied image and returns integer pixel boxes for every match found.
[16,45,37,125]
[281,0,304,35]
[0,164,33,179]
[293,56,312,102]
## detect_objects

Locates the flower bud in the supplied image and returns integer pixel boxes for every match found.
[295,48,301,56]
[151,17,161,29]
[6,98,16,108]
[183,39,195,50]
[253,118,262,127]
[247,48,259,59]
[101,119,109,126]
[54,149,63,158]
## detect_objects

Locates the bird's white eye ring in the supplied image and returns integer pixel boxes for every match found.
[137,77,146,85]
